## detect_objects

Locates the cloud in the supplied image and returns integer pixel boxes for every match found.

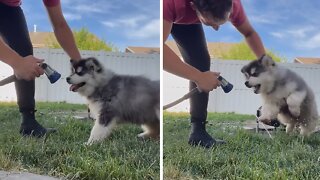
[72,4,105,13]
[102,16,148,28]
[102,22,116,28]
[130,19,160,39]
[101,17,159,41]
[249,15,276,25]
[270,32,284,39]
[118,16,148,28]
[270,26,317,39]
[287,26,316,39]
[63,13,82,21]
[296,32,320,49]
[272,26,320,50]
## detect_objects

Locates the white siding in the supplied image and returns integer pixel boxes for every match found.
[0,48,160,104]
[164,60,320,115]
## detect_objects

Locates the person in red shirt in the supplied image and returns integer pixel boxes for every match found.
[164,0,266,148]
[0,0,81,137]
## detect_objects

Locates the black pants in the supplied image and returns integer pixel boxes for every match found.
[171,24,210,122]
[0,3,35,113]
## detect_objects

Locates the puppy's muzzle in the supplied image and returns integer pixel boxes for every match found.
[244,81,252,88]
[66,77,71,84]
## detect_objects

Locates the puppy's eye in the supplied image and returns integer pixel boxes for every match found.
[251,72,259,77]
[76,67,83,73]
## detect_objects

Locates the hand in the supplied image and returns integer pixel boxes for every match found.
[194,71,220,93]
[13,55,44,80]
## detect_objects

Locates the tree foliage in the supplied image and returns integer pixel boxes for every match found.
[220,41,284,62]
[46,28,116,51]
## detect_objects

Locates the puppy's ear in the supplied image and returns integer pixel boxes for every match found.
[70,59,76,65]
[241,65,247,73]
[87,57,103,73]
[259,55,275,67]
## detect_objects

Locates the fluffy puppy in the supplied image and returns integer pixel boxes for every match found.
[241,55,318,136]
[67,57,160,144]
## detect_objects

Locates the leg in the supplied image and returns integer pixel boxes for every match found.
[259,103,280,123]
[286,90,306,118]
[138,108,160,140]
[86,108,117,145]
[300,120,316,137]
[171,24,225,148]
[138,121,160,141]
[285,123,296,134]
[86,119,117,145]
[0,4,55,137]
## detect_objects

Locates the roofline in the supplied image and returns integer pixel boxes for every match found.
[294,58,303,63]
[125,47,134,53]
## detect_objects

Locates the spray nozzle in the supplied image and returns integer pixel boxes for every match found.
[217,76,233,93]
[40,63,61,84]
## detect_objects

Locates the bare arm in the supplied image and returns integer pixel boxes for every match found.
[163,20,220,92]
[0,38,44,80]
[0,38,23,68]
[45,4,81,60]
[236,18,265,58]
[163,20,202,81]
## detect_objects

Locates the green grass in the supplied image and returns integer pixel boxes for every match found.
[164,112,320,179]
[0,102,159,179]
[220,41,285,62]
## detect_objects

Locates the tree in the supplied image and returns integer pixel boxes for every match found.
[46,28,116,51]
[220,41,284,62]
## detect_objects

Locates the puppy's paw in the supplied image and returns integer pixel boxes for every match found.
[258,117,272,125]
[85,139,95,146]
[289,106,300,118]
[137,132,160,141]
[137,132,149,140]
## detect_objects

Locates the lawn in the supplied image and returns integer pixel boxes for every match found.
[164,111,320,179]
[0,102,159,180]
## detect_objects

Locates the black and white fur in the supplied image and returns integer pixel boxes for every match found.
[67,57,160,145]
[241,55,318,136]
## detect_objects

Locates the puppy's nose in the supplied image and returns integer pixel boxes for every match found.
[244,81,252,88]
[66,77,71,83]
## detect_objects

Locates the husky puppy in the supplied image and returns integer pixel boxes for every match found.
[66,57,160,144]
[241,55,318,136]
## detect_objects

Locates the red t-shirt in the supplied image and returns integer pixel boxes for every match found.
[0,0,60,7]
[164,0,247,27]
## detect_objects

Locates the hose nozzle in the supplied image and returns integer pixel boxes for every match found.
[217,76,233,93]
[40,63,61,84]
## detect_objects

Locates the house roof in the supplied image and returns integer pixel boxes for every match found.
[165,40,238,59]
[29,32,55,48]
[294,57,320,64]
[125,46,160,54]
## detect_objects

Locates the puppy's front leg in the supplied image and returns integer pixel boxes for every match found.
[286,90,306,118]
[259,103,279,123]
[86,117,117,145]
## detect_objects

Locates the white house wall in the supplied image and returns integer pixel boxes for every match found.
[164,60,320,115]
[0,48,160,104]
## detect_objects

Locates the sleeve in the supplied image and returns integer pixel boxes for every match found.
[230,0,247,27]
[43,0,60,7]
[163,0,175,22]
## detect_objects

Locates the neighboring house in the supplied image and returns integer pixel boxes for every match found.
[125,46,160,54]
[29,32,55,48]
[294,57,320,64]
[166,40,238,59]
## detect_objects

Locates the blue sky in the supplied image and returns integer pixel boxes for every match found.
[21,0,160,51]
[201,0,320,61]
[22,1,320,60]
